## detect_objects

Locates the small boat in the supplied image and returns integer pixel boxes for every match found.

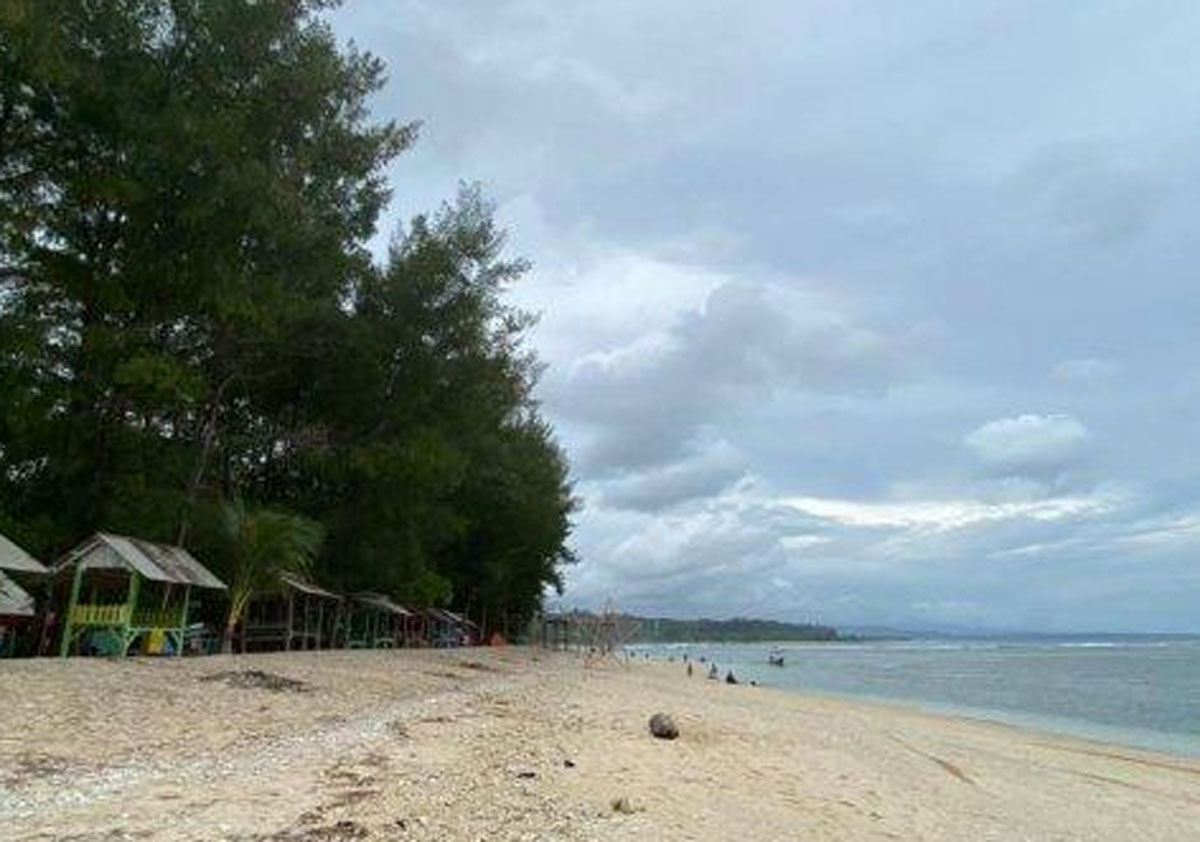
[767,650,785,667]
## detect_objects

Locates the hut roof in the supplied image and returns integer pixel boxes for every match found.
[279,573,341,601]
[442,610,475,628]
[58,532,227,590]
[0,571,36,616]
[0,532,47,574]
[352,592,411,616]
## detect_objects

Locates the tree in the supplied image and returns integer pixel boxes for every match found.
[300,187,577,632]
[210,498,324,654]
[0,0,411,551]
[0,2,577,634]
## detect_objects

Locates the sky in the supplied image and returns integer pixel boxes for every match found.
[330,1,1200,633]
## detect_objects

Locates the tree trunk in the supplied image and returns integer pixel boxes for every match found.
[176,376,234,545]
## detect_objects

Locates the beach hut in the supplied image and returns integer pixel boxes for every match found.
[394,602,420,647]
[54,532,227,657]
[442,610,477,646]
[240,573,344,652]
[0,532,49,656]
[426,608,460,648]
[346,593,411,648]
[406,608,432,647]
[0,572,38,656]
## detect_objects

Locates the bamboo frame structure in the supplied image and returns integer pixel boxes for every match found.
[54,533,226,657]
[240,574,344,652]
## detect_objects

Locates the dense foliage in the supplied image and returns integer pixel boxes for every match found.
[0,0,575,634]
[629,616,841,644]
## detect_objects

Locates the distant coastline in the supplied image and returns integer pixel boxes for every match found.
[625,615,856,644]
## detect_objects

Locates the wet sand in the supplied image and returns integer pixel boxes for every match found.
[2,648,1199,841]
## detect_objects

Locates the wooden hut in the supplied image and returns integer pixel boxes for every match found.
[0,532,48,656]
[426,608,459,648]
[346,593,411,648]
[442,610,477,646]
[405,608,431,647]
[240,573,343,652]
[54,532,227,657]
[0,572,38,656]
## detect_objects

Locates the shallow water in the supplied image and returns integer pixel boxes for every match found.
[631,637,1200,757]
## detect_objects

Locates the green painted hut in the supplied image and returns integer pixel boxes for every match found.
[55,533,227,657]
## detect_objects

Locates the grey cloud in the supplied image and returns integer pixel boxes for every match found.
[595,441,747,512]
[333,2,1200,631]
[552,279,898,474]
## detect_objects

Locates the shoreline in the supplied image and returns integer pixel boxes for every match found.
[735,679,1200,762]
[630,637,1200,761]
[3,648,1199,840]
[660,661,1200,773]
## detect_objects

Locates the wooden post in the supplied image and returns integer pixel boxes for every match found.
[122,571,141,655]
[177,585,191,657]
[305,594,314,650]
[316,598,325,650]
[58,563,85,657]
[285,587,295,651]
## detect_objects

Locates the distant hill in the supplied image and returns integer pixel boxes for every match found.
[627,615,841,643]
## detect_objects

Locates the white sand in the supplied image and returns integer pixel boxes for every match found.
[2,649,1198,841]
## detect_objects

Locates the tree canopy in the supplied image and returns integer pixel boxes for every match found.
[0,0,576,634]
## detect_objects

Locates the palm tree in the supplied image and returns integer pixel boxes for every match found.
[217,498,324,654]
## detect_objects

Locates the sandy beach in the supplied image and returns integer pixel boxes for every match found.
[2,649,1199,841]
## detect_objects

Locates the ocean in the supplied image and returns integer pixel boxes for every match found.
[629,637,1200,758]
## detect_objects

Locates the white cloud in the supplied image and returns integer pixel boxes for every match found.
[782,490,1116,533]
[964,414,1089,474]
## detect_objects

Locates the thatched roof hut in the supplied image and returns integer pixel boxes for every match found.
[54,532,226,657]
[241,573,343,652]
[347,592,412,648]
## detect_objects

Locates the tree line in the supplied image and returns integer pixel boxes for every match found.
[630,616,841,644]
[0,0,576,637]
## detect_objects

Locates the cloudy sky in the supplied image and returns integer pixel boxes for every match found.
[332,1,1200,633]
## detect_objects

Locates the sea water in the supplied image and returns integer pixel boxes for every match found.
[630,637,1200,757]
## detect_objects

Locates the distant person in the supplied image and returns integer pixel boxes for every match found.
[687,662,694,677]
[708,663,719,680]
[725,670,738,685]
